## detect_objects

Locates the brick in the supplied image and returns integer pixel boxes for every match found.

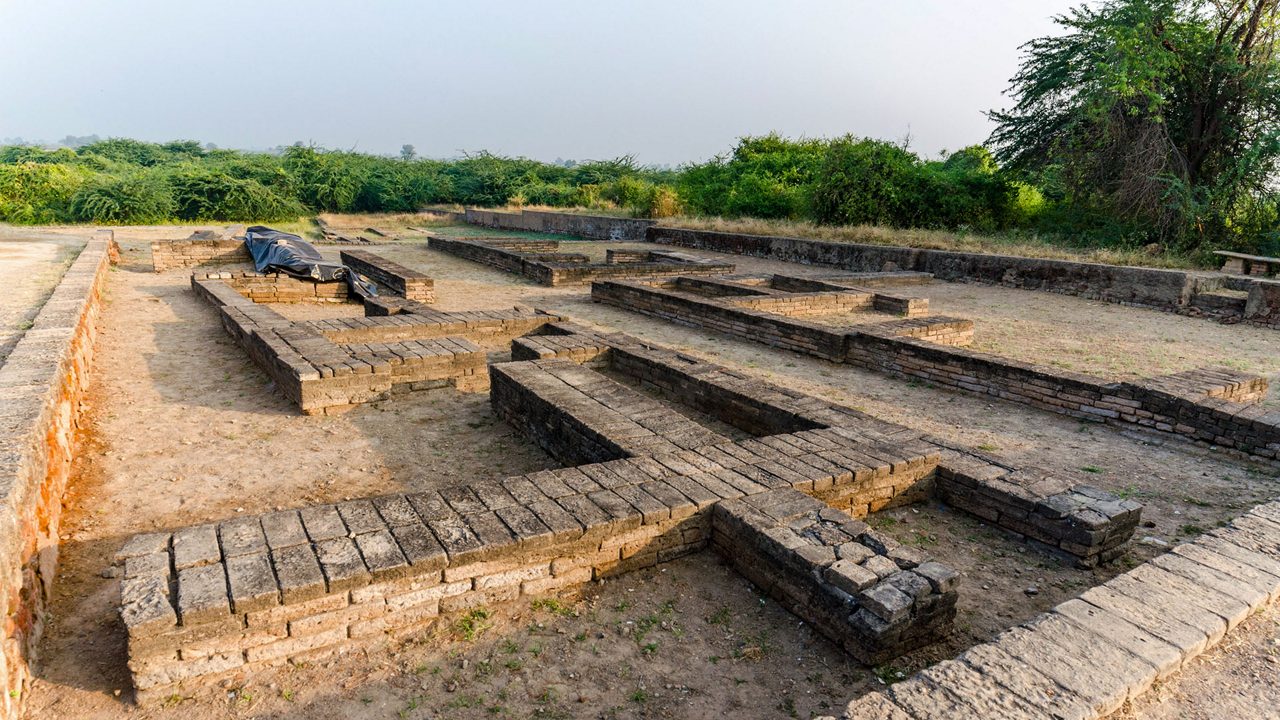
[315,536,369,593]
[225,552,280,613]
[271,544,327,603]
[173,524,221,570]
[355,529,411,580]
[176,564,230,626]
[260,510,308,549]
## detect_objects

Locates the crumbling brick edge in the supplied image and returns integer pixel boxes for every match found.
[828,499,1280,720]
[0,233,116,717]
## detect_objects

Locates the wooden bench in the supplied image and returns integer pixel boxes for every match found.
[1214,250,1280,276]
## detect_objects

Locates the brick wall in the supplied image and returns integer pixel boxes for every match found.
[152,239,250,272]
[649,227,1198,313]
[199,271,353,303]
[463,208,656,241]
[0,237,114,717]
[338,250,435,303]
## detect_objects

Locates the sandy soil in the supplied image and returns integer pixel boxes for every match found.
[1115,602,1280,719]
[0,236,85,365]
[23,227,1280,720]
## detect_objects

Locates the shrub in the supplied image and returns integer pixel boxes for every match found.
[70,172,174,224]
[811,138,921,227]
[0,162,90,223]
[168,167,304,221]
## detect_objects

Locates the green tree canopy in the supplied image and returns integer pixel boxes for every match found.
[989,0,1280,250]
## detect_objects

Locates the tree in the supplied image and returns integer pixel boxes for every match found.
[400,144,416,161]
[989,0,1280,250]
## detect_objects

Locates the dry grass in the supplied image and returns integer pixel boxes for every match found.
[656,216,1205,270]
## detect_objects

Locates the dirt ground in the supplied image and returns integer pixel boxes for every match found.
[20,224,1280,719]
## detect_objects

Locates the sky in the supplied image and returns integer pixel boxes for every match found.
[0,1,1079,166]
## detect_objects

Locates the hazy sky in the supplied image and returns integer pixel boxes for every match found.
[0,1,1078,165]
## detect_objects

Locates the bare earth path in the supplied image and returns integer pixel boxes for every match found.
[22,231,1280,719]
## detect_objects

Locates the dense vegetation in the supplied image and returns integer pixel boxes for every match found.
[2,1,1278,258]
[990,0,1280,254]
[0,140,680,225]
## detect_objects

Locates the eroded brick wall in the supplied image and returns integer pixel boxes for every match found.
[0,238,113,716]
[152,239,249,272]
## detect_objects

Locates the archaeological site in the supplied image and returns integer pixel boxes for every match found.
[0,207,1277,720]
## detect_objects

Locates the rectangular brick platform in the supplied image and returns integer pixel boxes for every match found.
[427,235,735,286]
[192,270,557,414]
[339,249,435,302]
[152,236,249,272]
[594,275,1280,461]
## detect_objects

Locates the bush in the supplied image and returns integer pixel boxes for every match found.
[811,138,921,226]
[168,167,304,221]
[679,134,826,219]
[0,162,90,223]
[70,172,174,224]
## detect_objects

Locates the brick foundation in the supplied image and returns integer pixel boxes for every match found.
[151,237,249,272]
[0,235,115,717]
[593,276,1280,461]
[428,236,735,286]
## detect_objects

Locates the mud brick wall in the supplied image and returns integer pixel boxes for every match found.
[541,259,734,286]
[714,490,957,664]
[339,250,435,303]
[835,500,1280,720]
[730,291,874,316]
[844,330,1280,459]
[118,473,713,704]
[0,239,114,718]
[935,454,1141,566]
[199,271,352,303]
[303,308,557,346]
[648,226,1198,312]
[489,359,728,464]
[192,277,500,414]
[463,208,656,241]
[605,249,649,264]
[430,237,734,287]
[152,238,250,272]
[593,281,852,361]
[1243,280,1280,329]
[428,236,531,274]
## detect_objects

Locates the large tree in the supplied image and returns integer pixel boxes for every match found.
[989,0,1280,250]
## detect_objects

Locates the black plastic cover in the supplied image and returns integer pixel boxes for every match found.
[243,226,376,298]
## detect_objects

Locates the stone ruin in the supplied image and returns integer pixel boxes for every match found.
[427,235,735,286]
[592,271,1280,462]
[105,245,1280,719]
[118,267,1143,700]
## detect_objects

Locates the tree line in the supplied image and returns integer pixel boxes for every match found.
[1,1,1277,257]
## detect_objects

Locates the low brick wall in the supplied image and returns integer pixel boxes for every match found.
[594,276,1280,461]
[834,500,1280,720]
[714,489,958,664]
[192,276,555,413]
[490,359,728,464]
[0,236,114,717]
[152,238,249,272]
[199,271,352,303]
[463,208,655,241]
[649,227,1202,312]
[339,250,435,303]
[429,236,734,286]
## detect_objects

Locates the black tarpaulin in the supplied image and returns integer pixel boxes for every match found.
[243,226,376,298]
